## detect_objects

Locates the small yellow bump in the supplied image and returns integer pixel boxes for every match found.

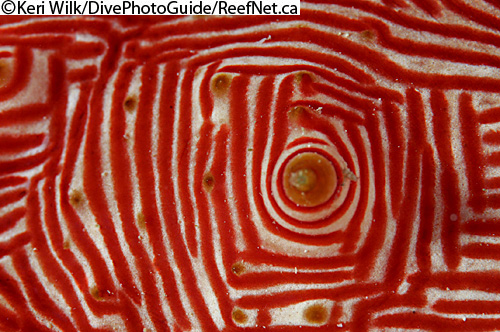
[288,106,306,122]
[295,71,314,84]
[211,74,231,95]
[70,191,84,207]
[231,262,246,276]
[0,60,13,87]
[360,30,375,41]
[90,286,104,301]
[123,96,138,112]
[63,240,71,250]
[282,152,337,207]
[232,308,248,324]
[303,304,328,325]
[137,212,146,230]
[203,173,215,192]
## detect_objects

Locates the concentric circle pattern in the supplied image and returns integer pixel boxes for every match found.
[1,2,500,331]
[282,152,338,208]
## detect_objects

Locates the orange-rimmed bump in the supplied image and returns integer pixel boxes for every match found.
[282,152,337,207]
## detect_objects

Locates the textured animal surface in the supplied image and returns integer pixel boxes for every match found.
[1,3,500,331]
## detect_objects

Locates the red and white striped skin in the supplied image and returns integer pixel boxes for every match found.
[1,1,500,330]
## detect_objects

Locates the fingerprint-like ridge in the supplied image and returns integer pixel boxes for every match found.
[269,139,354,226]
[0,5,500,331]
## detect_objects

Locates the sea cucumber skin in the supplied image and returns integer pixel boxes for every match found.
[0,4,500,331]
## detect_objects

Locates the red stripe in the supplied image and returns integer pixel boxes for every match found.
[0,35,71,48]
[250,76,273,252]
[198,62,218,120]
[313,82,377,112]
[432,90,461,268]
[459,93,486,213]
[486,151,500,167]
[143,62,191,329]
[1,9,500,331]
[485,177,500,189]
[27,56,113,331]
[67,65,98,82]
[0,150,51,175]
[0,176,27,189]
[59,84,118,315]
[484,0,500,10]
[12,250,78,332]
[382,0,409,8]
[138,16,500,92]
[41,179,111,330]
[0,19,112,37]
[412,144,436,301]
[462,219,500,236]
[311,1,500,49]
[461,242,500,260]
[433,299,500,314]
[0,207,25,234]
[176,67,197,257]
[231,270,352,290]
[0,265,53,332]
[478,107,500,124]
[145,44,375,84]
[482,130,500,145]
[62,41,106,59]
[0,134,45,153]
[199,128,234,326]
[368,17,500,69]
[409,271,500,292]
[384,100,405,216]
[375,312,500,331]
[156,64,219,331]
[240,251,354,270]
[191,121,215,258]
[441,0,500,31]
[352,113,387,279]
[236,282,379,308]
[0,47,32,101]
[83,36,141,304]
[339,125,371,254]
[0,305,18,331]
[408,0,442,16]
[291,100,364,125]
[110,61,170,331]
[220,63,403,102]
[384,89,425,285]
[0,188,27,209]
[0,232,30,258]
[228,75,258,249]
[0,104,52,128]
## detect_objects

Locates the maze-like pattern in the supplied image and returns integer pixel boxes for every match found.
[1,2,500,331]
